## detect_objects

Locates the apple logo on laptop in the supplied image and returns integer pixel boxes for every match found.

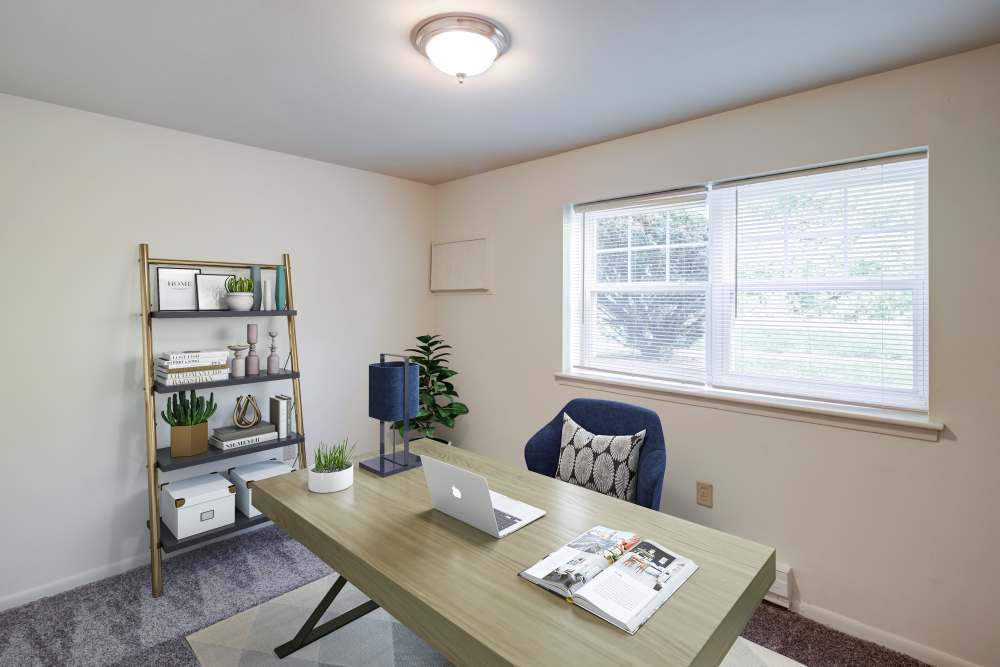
[451,485,462,500]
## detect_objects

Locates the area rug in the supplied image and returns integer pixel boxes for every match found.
[186,575,801,667]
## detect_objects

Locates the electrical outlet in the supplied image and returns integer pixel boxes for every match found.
[696,481,714,508]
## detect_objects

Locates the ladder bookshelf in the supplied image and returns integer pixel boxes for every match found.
[137,243,306,596]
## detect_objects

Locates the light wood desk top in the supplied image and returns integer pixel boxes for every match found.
[252,441,775,667]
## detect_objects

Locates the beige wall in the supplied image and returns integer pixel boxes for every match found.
[432,45,1000,666]
[1,43,997,667]
[0,94,434,607]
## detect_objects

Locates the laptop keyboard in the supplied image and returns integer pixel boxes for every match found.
[494,509,523,532]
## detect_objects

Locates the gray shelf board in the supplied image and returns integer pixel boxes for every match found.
[158,514,270,553]
[156,433,303,472]
[150,309,295,318]
[154,370,299,393]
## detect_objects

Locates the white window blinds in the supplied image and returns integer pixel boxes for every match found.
[566,153,929,412]
[709,154,928,409]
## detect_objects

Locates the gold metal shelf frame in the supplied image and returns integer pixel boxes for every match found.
[137,243,306,596]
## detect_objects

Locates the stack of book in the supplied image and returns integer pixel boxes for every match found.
[269,395,294,438]
[156,350,230,386]
[211,422,279,451]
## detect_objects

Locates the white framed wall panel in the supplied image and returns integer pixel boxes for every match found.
[431,238,490,292]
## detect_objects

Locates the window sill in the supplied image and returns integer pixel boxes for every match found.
[554,371,944,442]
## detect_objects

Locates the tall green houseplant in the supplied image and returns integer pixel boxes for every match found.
[393,334,468,439]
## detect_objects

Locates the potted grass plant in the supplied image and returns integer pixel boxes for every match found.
[224,275,254,311]
[161,389,217,457]
[308,439,355,493]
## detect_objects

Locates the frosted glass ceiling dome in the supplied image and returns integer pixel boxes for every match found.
[412,14,510,83]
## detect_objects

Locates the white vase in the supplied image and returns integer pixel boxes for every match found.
[308,465,354,493]
[225,293,254,311]
[262,279,274,310]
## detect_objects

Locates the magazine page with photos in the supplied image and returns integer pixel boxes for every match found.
[519,526,641,597]
[520,527,698,634]
[574,540,698,634]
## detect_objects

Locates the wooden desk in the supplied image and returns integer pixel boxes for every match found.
[252,441,775,666]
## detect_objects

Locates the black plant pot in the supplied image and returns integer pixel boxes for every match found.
[399,434,452,447]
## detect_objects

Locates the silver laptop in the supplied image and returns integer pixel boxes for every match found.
[422,456,545,538]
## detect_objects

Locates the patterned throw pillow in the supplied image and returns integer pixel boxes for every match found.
[555,413,645,502]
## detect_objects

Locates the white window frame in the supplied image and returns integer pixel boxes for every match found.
[577,194,710,384]
[562,151,933,429]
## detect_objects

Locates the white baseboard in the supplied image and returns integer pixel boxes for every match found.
[0,521,273,612]
[0,552,147,611]
[797,602,982,667]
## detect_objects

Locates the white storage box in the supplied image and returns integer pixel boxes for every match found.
[160,472,236,540]
[227,459,293,518]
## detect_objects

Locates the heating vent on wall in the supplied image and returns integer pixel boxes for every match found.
[765,562,792,609]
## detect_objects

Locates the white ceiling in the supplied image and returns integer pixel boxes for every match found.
[2,1,999,184]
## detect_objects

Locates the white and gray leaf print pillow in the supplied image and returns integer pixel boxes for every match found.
[555,413,645,502]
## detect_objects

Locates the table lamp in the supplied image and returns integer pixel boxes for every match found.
[359,353,422,476]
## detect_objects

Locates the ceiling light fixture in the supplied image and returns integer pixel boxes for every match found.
[412,14,510,83]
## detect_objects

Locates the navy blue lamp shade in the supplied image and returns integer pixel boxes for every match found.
[361,359,422,478]
[368,362,419,421]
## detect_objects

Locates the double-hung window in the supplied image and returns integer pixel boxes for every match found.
[568,188,710,384]
[565,153,929,413]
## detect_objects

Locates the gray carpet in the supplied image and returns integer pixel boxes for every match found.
[0,525,329,666]
[0,525,926,666]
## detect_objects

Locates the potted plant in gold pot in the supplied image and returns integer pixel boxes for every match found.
[162,389,217,457]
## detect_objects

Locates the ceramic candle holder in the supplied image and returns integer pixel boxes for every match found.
[228,344,249,378]
[267,330,280,375]
[246,324,259,375]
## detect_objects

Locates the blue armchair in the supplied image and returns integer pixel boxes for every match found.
[524,398,666,510]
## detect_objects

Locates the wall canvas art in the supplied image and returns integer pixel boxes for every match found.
[157,267,201,311]
[196,273,234,310]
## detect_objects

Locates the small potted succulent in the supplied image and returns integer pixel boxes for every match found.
[308,439,355,493]
[161,389,217,457]
[224,275,254,311]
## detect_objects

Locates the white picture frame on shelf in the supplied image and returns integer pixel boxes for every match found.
[196,273,234,311]
[156,267,201,311]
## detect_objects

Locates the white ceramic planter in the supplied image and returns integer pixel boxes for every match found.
[225,293,254,311]
[308,465,354,493]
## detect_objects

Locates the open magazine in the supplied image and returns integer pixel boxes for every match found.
[519,526,698,634]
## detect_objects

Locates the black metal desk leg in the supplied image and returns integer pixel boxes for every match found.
[274,575,380,659]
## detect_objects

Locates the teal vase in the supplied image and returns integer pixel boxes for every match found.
[275,266,287,310]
